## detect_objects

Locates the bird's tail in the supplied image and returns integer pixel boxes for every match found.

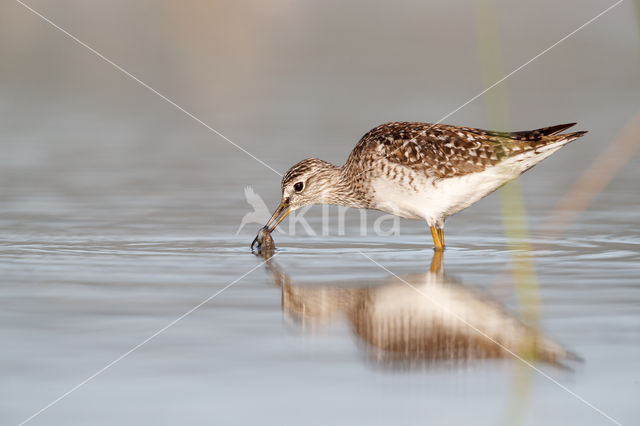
[504,123,588,143]
[526,122,579,136]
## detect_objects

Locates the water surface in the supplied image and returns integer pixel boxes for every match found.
[1,1,639,425]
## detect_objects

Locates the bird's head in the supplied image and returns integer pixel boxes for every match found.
[262,158,342,232]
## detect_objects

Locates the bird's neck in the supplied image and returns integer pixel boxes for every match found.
[317,164,369,209]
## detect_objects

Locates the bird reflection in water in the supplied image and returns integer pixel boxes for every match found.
[257,250,576,368]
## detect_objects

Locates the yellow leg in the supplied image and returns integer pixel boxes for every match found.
[429,225,445,252]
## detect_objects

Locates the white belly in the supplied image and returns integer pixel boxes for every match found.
[370,154,546,225]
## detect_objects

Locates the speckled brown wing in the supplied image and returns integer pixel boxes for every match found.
[346,122,586,179]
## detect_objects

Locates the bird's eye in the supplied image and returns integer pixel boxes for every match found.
[293,182,304,192]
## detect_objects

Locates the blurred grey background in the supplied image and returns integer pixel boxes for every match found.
[1,0,638,214]
[1,1,639,426]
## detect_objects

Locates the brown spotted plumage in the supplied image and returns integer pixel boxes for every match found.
[255,121,587,251]
[345,122,586,180]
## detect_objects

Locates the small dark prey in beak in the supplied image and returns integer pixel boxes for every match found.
[251,199,291,253]
[251,226,276,253]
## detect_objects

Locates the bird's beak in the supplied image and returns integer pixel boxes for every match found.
[264,199,291,232]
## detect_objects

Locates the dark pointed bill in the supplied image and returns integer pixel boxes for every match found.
[264,200,291,233]
[250,200,291,251]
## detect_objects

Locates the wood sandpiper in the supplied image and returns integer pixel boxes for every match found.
[254,121,587,251]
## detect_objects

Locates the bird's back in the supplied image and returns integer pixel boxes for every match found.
[345,122,587,180]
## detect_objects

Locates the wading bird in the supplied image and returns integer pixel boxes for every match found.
[253,122,586,251]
